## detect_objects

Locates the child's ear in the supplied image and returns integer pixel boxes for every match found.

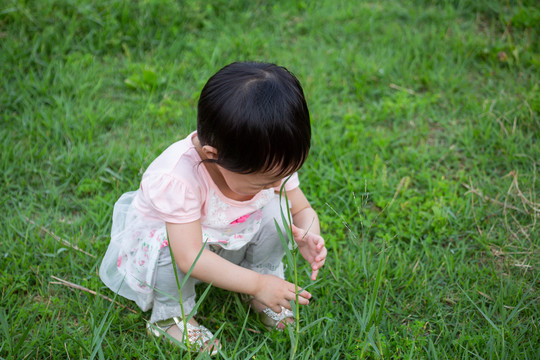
[201,145,219,160]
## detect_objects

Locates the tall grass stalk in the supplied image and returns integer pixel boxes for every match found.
[275,179,303,359]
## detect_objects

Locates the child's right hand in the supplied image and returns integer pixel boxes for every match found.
[253,274,311,313]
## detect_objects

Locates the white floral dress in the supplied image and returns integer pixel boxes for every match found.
[99,132,299,311]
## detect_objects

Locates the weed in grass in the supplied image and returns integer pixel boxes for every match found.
[276,182,303,359]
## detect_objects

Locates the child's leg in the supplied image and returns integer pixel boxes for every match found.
[210,196,294,330]
[150,246,199,324]
[150,246,220,354]
[242,195,295,329]
[239,195,289,277]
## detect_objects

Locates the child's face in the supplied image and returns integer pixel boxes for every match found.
[218,167,284,197]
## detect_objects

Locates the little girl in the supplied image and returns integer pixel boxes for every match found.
[99,61,327,355]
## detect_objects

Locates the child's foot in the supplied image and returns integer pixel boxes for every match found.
[147,317,220,356]
[250,299,294,331]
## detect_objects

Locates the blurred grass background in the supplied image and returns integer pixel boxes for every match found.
[1,0,538,358]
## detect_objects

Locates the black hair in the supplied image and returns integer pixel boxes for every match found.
[197,61,311,177]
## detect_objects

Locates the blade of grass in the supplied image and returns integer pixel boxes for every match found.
[13,322,33,356]
[0,308,11,352]
[230,307,251,358]
[178,239,209,290]
[458,285,501,335]
[88,290,118,360]
[299,316,331,333]
[274,219,294,271]
[504,272,538,326]
[276,177,302,359]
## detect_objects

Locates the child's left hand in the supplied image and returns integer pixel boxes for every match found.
[291,224,327,281]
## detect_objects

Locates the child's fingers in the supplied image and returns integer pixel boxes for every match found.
[309,234,325,254]
[310,252,326,280]
[309,245,326,266]
[277,290,309,310]
[291,224,308,242]
[290,224,301,236]
[311,268,319,281]
[288,283,310,298]
[286,281,311,298]
[315,246,328,262]
[295,288,311,302]
[296,296,310,306]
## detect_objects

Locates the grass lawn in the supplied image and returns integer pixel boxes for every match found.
[1,0,539,358]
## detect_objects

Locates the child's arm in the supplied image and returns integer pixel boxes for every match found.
[166,221,311,313]
[287,187,327,281]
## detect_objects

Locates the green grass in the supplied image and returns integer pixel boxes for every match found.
[1,0,539,358]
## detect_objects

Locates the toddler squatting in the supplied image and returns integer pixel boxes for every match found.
[99,62,327,355]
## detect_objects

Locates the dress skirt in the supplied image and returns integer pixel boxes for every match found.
[100,190,290,318]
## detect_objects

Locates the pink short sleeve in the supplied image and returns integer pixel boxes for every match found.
[275,172,300,192]
[138,173,201,223]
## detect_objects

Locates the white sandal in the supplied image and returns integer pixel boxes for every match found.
[240,294,295,331]
[260,307,295,331]
[147,317,220,356]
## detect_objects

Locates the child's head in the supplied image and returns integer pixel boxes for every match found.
[197,62,311,178]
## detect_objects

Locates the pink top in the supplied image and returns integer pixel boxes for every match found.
[131,132,300,249]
